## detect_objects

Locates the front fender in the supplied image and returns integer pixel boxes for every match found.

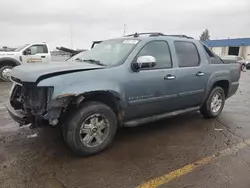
[38,77,126,105]
[58,81,124,100]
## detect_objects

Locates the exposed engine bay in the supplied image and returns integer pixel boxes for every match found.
[9,83,57,128]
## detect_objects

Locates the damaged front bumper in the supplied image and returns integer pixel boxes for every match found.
[6,100,29,125]
[6,82,66,128]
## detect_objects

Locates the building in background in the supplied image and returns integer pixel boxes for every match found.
[204,38,250,60]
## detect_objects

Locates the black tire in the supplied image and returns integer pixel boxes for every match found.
[200,87,225,118]
[246,64,250,70]
[241,64,246,71]
[0,65,13,82]
[62,101,117,157]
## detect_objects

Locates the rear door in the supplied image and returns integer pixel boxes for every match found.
[174,41,209,109]
[125,40,179,120]
[22,44,50,63]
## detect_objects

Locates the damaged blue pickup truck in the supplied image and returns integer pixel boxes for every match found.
[7,33,240,156]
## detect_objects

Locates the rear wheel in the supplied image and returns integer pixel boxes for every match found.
[0,65,13,81]
[62,101,117,156]
[200,87,225,118]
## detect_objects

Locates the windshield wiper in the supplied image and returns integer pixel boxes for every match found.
[82,59,105,66]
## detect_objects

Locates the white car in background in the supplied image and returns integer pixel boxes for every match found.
[0,43,51,81]
[220,55,249,71]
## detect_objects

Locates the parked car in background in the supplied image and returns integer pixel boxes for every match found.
[0,43,51,81]
[7,33,240,156]
[246,60,250,70]
[220,55,248,71]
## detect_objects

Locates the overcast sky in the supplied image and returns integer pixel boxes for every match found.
[0,0,250,50]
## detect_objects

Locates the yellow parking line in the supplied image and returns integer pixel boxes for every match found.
[137,139,250,188]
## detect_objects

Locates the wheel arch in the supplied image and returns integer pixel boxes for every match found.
[59,90,126,127]
[0,57,21,67]
[211,80,229,97]
[203,78,230,105]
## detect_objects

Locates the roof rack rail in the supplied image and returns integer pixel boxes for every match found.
[125,32,193,39]
[125,32,164,37]
[164,35,194,39]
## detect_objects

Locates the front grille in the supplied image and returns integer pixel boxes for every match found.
[10,84,49,115]
[23,87,48,112]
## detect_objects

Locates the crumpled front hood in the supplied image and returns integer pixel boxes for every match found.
[11,61,103,83]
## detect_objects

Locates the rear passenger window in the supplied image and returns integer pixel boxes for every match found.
[137,41,172,69]
[203,45,215,57]
[203,45,223,64]
[174,41,200,67]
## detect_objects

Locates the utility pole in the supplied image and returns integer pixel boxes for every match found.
[123,24,127,36]
[70,24,73,49]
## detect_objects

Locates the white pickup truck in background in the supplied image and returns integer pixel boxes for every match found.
[0,43,51,81]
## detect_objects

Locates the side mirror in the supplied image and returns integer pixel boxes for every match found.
[23,49,31,55]
[132,55,156,71]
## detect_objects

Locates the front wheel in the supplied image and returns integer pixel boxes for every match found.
[62,101,117,157]
[0,65,13,81]
[200,87,225,118]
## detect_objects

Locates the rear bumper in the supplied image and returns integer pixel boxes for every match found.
[6,101,29,125]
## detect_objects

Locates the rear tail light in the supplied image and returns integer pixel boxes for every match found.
[238,61,242,78]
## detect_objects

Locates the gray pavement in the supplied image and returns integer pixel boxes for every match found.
[0,72,250,188]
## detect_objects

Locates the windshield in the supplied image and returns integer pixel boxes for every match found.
[76,39,139,66]
[67,51,87,61]
[14,44,29,52]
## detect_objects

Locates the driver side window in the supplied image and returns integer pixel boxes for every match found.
[26,45,48,55]
[137,41,172,69]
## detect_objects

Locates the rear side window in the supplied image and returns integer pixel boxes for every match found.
[137,41,172,69]
[174,41,200,67]
[203,45,223,64]
[203,45,215,57]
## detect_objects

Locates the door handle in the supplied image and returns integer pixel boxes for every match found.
[196,72,204,76]
[41,56,46,58]
[164,74,176,80]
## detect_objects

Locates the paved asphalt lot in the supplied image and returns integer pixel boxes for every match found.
[0,72,250,188]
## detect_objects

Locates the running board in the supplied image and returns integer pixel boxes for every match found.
[123,107,200,127]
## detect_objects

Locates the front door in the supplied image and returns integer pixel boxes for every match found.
[174,41,209,108]
[22,44,50,64]
[124,40,179,120]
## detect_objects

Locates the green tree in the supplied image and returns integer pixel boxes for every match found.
[200,29,210,41]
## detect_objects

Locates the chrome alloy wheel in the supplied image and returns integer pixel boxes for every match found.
[2,67,12,80]
[79,114,110,147]
[211,93,223,113]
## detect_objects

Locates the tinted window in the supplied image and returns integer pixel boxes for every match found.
[174,41,199,67]
[203,45,215,57]
[28,45,48,55]
[137,41,172,69]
